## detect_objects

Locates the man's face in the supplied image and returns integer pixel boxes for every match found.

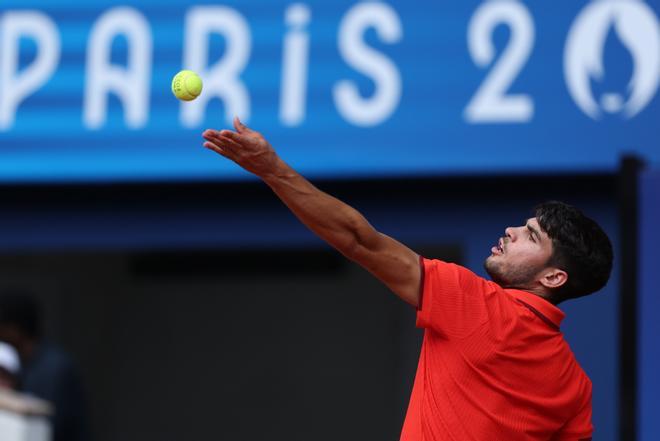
[484,217,554,288]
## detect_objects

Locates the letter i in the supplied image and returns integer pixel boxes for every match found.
[280,3,311,127]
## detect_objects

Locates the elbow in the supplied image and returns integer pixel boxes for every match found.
[336,235,363,261]
[338,233,380,267]
[332,212,378,261]
[334,214,370,255]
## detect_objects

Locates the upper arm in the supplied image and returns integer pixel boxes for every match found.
[346,231,421,306]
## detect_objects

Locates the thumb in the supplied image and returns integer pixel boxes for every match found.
[233,116,250,134]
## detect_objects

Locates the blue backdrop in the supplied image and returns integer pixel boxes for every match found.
[0,0,658,182]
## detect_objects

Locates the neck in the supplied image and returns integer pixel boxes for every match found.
[505,283,556,304]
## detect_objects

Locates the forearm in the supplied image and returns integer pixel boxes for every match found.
[202,120,421,305]
[262,158,376,257]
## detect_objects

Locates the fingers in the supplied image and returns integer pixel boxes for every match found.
[217,134,243,152]
[204,128,246,149]
[233,116,250,134]
[203,140,227,157]
[203,128,242,144]
[219,129,243,144]
[203,119,261,161]
[202,130,243,158]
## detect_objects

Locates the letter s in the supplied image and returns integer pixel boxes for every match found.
[334,3,403,127]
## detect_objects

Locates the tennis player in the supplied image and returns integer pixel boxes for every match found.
[202,118,612,441]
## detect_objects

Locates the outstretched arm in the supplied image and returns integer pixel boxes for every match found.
[202,117,421,306]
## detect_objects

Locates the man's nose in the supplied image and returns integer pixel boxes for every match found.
[505,227,515,240]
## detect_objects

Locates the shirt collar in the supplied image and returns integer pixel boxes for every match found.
[507,289,566,330]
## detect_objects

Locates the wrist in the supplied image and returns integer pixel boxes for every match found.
[261,157,296,183]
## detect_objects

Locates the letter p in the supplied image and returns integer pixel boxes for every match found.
[0,11,60,130]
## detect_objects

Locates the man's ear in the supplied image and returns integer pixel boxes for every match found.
[539,268,568,290]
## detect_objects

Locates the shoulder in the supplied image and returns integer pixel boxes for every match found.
[418,258,510,336]
[422,258,510,312]
[421,257,501,290]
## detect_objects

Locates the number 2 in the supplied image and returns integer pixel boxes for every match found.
[464,0,535,123]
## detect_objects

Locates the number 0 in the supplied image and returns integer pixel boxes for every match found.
[464,0,535,123]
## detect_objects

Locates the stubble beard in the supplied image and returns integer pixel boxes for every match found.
[484,256,540,289]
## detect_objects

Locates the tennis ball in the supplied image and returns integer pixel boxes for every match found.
[171,70,203,101]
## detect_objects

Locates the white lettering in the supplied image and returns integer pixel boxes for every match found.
[464,0,535,123]
[84,7,152,130]
[0,11,60,131]
[182,6,251,127]
[333,2,402,127]
[280,3,311,127]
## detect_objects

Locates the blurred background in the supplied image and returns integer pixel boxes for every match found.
[0,0,658,440]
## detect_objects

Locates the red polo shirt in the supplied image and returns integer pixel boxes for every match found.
[400,258,593,441]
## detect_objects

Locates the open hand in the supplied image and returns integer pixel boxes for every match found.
[202,117,279,178]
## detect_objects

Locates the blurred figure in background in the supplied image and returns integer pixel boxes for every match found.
[0,338,54,441]
[0,291,89,441]
[0,341,20,390]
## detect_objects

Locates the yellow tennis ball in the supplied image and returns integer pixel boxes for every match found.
[171,70,203,101]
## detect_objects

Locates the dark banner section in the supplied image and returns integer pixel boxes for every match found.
[638,169,660,441]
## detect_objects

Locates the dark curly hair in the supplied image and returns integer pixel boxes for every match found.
[535,201,613,303]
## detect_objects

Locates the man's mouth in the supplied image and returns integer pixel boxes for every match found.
[491,238,504,255]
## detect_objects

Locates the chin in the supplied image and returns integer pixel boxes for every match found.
[484,258,511,286]
[484,258,541,290]
[484,258,501,282]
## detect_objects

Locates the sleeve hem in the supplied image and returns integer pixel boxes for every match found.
[417,255,426,310]
[415,257,430,328]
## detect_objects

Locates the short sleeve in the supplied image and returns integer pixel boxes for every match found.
[416,257,492,338]
[552,386,593,441]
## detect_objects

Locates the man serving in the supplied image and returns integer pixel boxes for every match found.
[202,118,612,441]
